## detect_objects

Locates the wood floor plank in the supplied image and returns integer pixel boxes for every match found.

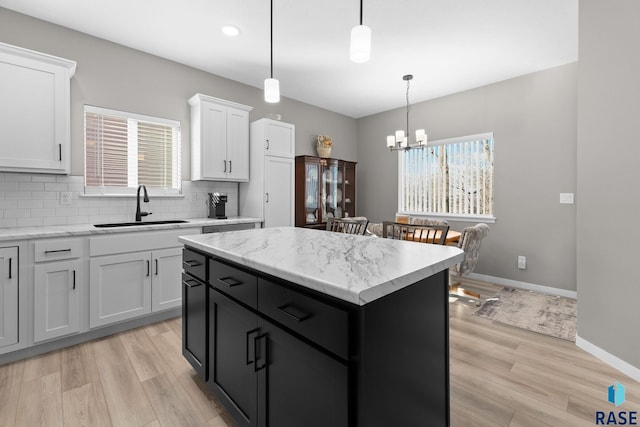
[14,372,63,427]
[62,382,112,427]
[0,360,24,426]
[60,342,101,393]
[22,351,61,382]
[141,371,213,427]
[119,328,170,383]
[92,335,157,427]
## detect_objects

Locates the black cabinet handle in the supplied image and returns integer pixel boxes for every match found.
[277,304,311,322]
[146,260,150,276]
[254,333,268,372]
[229,160,232,173]
[183,279,202,288]
[246,328,260,365]
[59,144,62,161]
[45,248,72,254]
[217,277,243,287]
[155,259,158,275]
[183,260,201,267]
[72,270,76,290]
[223,160,227,172]
[8,257,12,279]
[265,139,270,149]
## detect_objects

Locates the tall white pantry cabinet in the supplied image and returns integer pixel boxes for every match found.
[240,119,295,228]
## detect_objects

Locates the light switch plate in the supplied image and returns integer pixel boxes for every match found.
[559,193,574,204]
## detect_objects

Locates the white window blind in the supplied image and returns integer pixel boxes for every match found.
[399,133,494,219]
[84,106,181,195]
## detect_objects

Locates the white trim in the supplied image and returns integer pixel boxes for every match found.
[398,212,496,223]
[467,272,577,299]
[576,335,640,383]
[84,105,180,128]
[430,132,494,147]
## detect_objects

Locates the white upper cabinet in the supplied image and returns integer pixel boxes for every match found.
[0,42,76,174]
[189,94,253,182]
[263,119,295,158]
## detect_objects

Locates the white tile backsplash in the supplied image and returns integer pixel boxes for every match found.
[0,174,240,227]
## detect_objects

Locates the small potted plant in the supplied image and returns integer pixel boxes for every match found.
[316,135,332,158]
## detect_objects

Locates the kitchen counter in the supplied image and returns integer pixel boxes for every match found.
[0,217,262,242]
[179,226,463,305]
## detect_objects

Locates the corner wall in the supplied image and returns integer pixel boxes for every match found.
[577,0,640,373]
[357,63,578,292]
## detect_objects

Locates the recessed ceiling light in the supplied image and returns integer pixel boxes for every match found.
[221,25,240,37]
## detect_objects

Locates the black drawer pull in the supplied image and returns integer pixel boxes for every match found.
[277,304,312,322]
[45,248,72,254]
[246,328,260,365]
[183,279,202,288]
[183,260,202,267]
[217,277,243,287]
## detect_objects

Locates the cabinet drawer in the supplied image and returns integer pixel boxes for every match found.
[209,259,257,309]
[258,278,349,359]
[34,238,83,262]
[183,248,206,282]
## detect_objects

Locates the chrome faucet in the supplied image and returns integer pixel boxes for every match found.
[135,184,152,222]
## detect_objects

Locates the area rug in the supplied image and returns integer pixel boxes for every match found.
[473,288,576,341]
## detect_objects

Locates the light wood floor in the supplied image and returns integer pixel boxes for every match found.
[1,280,638,427]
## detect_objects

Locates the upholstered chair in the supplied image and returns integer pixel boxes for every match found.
[450,223,490,301]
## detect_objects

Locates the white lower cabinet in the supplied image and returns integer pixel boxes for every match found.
[89,248,184,328]
[33,260,81,342]
[0,247,19,349]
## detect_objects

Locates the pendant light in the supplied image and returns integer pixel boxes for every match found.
[386,75,427,151]
[264,0,280,103]
[350,0,371,63]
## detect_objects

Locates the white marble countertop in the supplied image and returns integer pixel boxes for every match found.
[0,217,263,242]
[179,227,464,306]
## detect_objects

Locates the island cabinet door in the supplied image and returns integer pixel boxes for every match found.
[208,288,259,427]
[256,317,349,427]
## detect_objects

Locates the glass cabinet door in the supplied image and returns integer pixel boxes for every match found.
[304,162,319,224]
[342,162,356,218]
[320,160,339,221]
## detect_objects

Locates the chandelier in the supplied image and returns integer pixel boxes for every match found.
[386,74,427,151]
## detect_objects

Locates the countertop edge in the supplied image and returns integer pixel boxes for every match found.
[0,217,263,242]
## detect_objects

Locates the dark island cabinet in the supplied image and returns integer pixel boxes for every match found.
[181,248,208,380]
[209,288,348,427]
[183,248,451,427]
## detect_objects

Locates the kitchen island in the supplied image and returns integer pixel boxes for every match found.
[179,227,464,427]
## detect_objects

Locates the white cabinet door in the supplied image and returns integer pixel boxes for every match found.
[0,42,75,174]
[265,120,295,158]
[151,247,183,312]
[90,252,152,328]
[226,106,250,181]
[0,247,18,349]
[200,101,227,180]
[264,156,295,228]
[33,260,81,342]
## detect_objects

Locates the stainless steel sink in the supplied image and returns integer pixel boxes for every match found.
[94,220,189,228]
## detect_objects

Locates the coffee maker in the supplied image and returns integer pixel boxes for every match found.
[208,192,227,219]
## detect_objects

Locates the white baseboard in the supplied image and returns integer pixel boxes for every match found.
[467,272,577,299]
[576,335,640,383]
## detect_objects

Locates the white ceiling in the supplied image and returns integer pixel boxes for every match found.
[0,0,578,118]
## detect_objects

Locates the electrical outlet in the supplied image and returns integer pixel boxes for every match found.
[559,193,574,204]
[517,256,527,270]
[60,191,71,206]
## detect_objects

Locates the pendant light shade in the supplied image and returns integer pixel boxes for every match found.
[265,0,280,103]
[350,0,371,63]
[264,78,280,103]
[350,25,371,63]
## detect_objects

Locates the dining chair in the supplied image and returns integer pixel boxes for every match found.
[449,223,490,302]
[382,221,450,245]
[409,217,449,227]
[326,217,369,235]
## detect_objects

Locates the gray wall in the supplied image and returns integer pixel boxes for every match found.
[0,7,357,181]
[357,63,578,292]
[577,0,640,368]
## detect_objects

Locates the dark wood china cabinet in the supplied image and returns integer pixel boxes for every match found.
[295,155,357,229]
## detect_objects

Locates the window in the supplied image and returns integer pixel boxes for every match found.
[84,106,181,195]
[399,133,494,220]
